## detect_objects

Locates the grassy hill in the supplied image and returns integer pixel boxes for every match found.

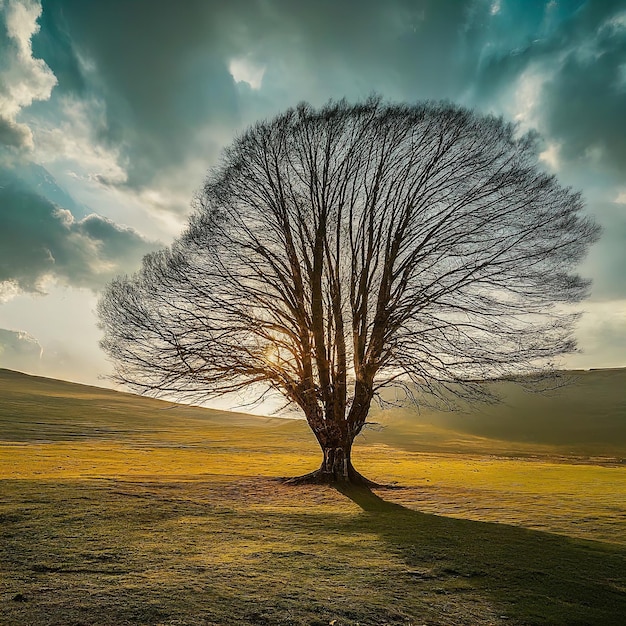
[0,367,290,440]
[1,368,625,625]
[2,366,625,457]
[369,368,626,458]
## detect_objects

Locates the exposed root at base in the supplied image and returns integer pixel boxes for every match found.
[281,468,381,488]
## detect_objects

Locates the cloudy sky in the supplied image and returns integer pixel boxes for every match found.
[0,0,625,392]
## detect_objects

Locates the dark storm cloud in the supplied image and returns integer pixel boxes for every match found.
[463,0,626,305]
[0,167,159,292]
[33,0,477,189]
[30,0,86,96]
[35,0,242,188]
[541,16,626,175]
[473,0,626,178]
[7,161,89,217]
[24,0,626,192]
[254,0,474,97]
[28,1,626,293]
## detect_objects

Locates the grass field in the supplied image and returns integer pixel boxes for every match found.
[1,368,625,625]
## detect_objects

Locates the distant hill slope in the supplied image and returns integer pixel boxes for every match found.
[369,368,626,457]
[1,367,624,458]
[0,368,291,443]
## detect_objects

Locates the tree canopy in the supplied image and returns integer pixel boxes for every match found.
[98,98,599,483]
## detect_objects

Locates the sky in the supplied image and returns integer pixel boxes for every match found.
[0,0,625,396]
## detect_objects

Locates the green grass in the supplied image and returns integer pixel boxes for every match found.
[1,368,625,625]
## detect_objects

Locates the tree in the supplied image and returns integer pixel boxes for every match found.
[98,98,599,484]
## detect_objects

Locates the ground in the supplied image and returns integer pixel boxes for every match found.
[1,368,625,625]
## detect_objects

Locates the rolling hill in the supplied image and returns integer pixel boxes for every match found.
[1,367,625,459]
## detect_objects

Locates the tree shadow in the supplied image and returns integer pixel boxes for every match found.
[335,483,626,625]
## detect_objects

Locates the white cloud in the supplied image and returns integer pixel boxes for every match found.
[539,142,561,172]
[34,96,127,185]
[0,284,110,385]
[0,326,43,372]
[0,0,56,149]
[228,56,266,90]
[3,0,41,54]
[565,300,626,369]
[32,95,234,241]
[0,280,21,304]
[602,10,626,32]
[507,66,548,128]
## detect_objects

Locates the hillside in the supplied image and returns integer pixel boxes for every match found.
[1,367,625,460]
[369,368,626,458]
[0,368,291,440]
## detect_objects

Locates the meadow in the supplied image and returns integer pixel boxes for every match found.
[1,367,625,625]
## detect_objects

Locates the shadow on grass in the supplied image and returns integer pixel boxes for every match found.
[2,478,625,626]
[335,483,626,625]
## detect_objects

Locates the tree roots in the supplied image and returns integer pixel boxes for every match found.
[281,466,381,487]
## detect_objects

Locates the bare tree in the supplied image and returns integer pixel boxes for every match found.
[98,98,599,484]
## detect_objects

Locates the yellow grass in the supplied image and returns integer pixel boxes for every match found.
[2,438,624,546]
[1,368,626,625]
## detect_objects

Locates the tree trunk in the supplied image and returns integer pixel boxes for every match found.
[285,427,378,486]
[320,441,353,482]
